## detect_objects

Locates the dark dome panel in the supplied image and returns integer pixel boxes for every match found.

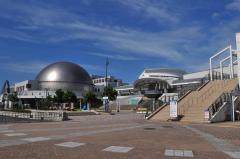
[36,62,92,85]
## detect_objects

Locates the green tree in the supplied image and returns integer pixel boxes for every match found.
[103,86,118,101]
[40,95,53,110]
[54,89,64,104]
[83,91,98,108]
[8,92,19,109]
[63,91,77,103]
[7,92,18,102]
[46,95,53,102]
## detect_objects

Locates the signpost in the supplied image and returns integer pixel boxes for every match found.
[103,96,109,112]
[204,110,209,120]
[170,100,178,119]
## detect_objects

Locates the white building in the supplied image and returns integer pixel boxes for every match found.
[91,75,126,95]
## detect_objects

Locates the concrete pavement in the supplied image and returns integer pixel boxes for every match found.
[0,113,239,158]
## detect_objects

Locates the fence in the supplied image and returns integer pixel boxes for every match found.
[0,110,68,123]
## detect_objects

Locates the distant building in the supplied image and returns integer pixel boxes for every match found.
[91,75,127,95]
[115,85,135,96]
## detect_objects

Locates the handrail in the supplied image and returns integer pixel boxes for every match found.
[177,90,192,103]
[208,92,231,119]
[145,103,168,120]
[197,80,210,91]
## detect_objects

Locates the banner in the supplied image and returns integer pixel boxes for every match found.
[170,100,178,118]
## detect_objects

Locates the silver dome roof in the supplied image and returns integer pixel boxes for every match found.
[36,62,92,84]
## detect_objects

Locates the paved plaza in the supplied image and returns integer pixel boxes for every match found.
[1,113,240,159]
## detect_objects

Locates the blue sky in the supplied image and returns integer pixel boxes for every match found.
[0,0,240,85]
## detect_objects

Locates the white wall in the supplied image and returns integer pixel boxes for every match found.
[17,90,55,99]
[15,80,38,92]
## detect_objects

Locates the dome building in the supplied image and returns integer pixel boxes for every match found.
[36,62,93,96]
[12,61,93,104]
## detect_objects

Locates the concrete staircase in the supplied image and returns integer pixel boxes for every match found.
[149,79,238,123]
[180,79,238,122]
[150,103,170,121]
[150,90,193,121]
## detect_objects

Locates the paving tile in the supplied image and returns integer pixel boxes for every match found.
[164,149,174,156]
[174,150,184,157]
[184,150,194,157]
[165,149,194,158]
[55,142,85,148]
[103,146,134,153]
[0,130,14,133]
[224,151,240,159]
[5,133,27,137]
[22,137,50,142]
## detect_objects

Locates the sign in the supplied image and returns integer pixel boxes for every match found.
[128,99,138,105]
[103,96,109,100]
[170,100,178,118]
[103,97,109,112]
[204,110,209,119]
[81,104,89,112]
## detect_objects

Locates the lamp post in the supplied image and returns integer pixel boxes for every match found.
[105,58,109,87]
[104,58,109,112]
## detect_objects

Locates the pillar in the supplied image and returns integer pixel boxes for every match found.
[237,33,240,85]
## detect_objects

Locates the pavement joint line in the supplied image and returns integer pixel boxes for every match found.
[184,125,240,159]
[7,123,140,133]
[4,133,27,137]
[165,149,194,157]
[188,123,240,129]
[0,130,14,133]
[0,124,152,148]
[55,142,85,148]
[103,146,134,153]
[22,137,50,142]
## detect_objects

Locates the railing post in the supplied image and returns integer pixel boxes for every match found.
[230,45,234,79]
[209,57,213,81]
[232,94,235,122]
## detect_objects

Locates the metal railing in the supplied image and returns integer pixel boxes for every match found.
[208,92,231,119]
[178,79,235,115]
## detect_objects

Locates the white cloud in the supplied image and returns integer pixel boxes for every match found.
[0,0,239,72]
[0,2,188,60]
[226,0,240,11]
[81,64,103,72]
[116,0,179,24]
[1,62,48,74]
[0,60,102,75]
[89,52,141,61]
